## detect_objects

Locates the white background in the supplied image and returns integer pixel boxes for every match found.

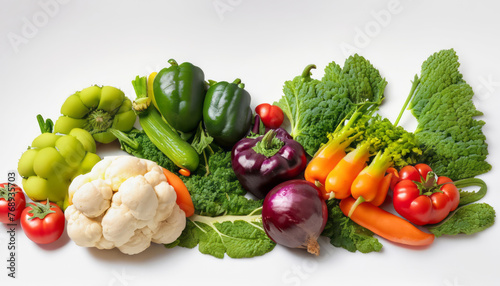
[1,0,500,285]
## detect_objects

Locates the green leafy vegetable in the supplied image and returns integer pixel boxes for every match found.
[324,54,387,105]
[322,199,382,253]
[345,114,422,169]
[172,209,275,259]
[110,128,177,171]
[171,150,275,258]
[406,49,491,180]
[275,54,387,157]
[428,203,495,237]
[409,49,464,119]
[182,151,262,216]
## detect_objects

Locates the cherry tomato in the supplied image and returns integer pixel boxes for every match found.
[21,200,65,244]
[0,183,26,223]
[255,103,284,129]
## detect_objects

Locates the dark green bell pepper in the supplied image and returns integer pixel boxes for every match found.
[153,59,206,133]
[203,79,253,148]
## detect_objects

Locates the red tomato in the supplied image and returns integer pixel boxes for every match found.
[255,103,284,129]
[21,200,65,244]
[393,164,460,225]
[0,183,26,223]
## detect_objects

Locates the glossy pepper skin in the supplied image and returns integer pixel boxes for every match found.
[231,128,307,199]
[203,79,253,148]
[153,59,206,133]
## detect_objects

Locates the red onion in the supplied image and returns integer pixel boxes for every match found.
[262,180,328,255]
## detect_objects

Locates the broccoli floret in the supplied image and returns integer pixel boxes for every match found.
[410,49,464,118]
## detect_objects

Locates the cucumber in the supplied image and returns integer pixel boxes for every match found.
[140,106,199,172]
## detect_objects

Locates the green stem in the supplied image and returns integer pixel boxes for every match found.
[28,199,55,221]
[168,59,178,67]
[454,178,488,207]
[36,114,54,134]
[131,75,151,113]
[108,128,140,150]
[301,64,317,81]
[348,196,365,218]
[394,74,420,126]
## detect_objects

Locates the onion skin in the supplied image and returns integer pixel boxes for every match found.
[262,180,328,255]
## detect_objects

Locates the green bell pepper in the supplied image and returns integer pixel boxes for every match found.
[153,59,206,133]
[203,79,253,148]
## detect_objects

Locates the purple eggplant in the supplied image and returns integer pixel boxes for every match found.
[231,128,307,199]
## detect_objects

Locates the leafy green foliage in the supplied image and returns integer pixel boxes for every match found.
[275,54,387,157]
[114,128,177,171]
[173,213,275,259]
[324,54,387,105]
[347,114,422,169]
[169,150,275,258]
[182,151,262,216]
[407,49,491,180]
[321,199,382,253]
[429,203,495,237]
[409,49,464,118]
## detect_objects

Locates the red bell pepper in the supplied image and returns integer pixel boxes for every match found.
[392,163,460,225]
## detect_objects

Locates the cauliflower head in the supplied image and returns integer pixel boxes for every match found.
[65,155,186,255]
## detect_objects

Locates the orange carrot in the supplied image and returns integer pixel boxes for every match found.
[348,150,392,216]
[163,168,195,217]
[324,141,370,199]
[370,173,393,207]
[340,197,435,246]
[304,130,356,199]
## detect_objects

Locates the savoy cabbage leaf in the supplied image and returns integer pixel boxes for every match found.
[275,54,387,157]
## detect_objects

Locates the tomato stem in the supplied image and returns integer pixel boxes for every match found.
[27,199,56,221]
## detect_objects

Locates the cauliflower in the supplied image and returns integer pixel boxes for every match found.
[65,155,186,255]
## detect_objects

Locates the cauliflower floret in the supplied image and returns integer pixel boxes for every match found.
[153,181,177,221]
[65,206,104,247]
[118,176,158,221]
[72,179,112,218]
[152,204,186,244]
[101,204,138,247]
[66,155,187,255]
[104,156,148,190]
[118,229,152,255]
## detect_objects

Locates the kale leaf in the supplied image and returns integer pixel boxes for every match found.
[429,203,496,237]
[275,54,387,157]
[171,150,275,258]
[408,49,491,180]
[321,199,382,253]
[409,49,464,119]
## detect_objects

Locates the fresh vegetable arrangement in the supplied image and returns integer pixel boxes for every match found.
[10,49,495,260]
